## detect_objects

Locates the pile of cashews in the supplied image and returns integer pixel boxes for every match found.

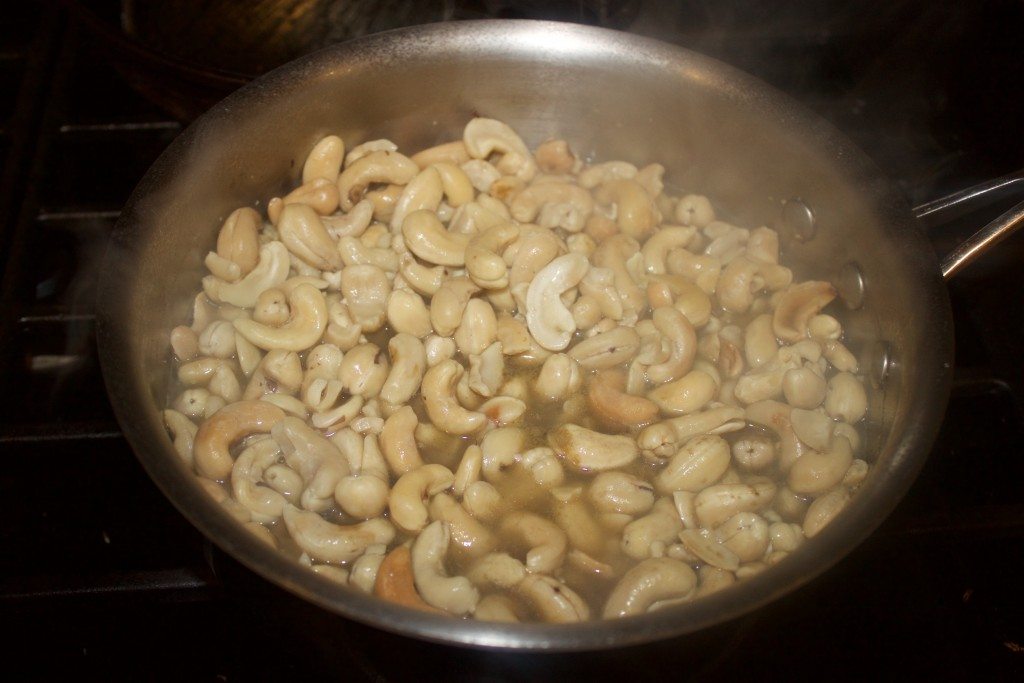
[163,118,872,622]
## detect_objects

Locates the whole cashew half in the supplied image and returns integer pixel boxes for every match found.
[548,423,639,473]
[203,241,290,308]
[516,575,590,623]
[463,117,537,182]
[645,306,698,385]
[271,416,349,512]
[402,209,470,267]
[773,281,837,343]
[337,150,419,211]
[193,400,285,480]
[379,333,427,406]
[526,252,590,351]
[411,520,480,615]
[231,437,286,523]
[500,511,568,574]
[421,360,487,435]
[233,283,327,352]
[603,557,697,618]
[282,504,395,564]
[389,463,455,534]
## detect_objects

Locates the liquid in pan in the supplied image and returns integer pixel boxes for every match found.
[163,118,870,622]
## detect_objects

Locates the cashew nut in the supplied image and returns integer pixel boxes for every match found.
[525,252,589,351]
[203,241,290,308]
[549,423,639,473]
[389,464,455,534]
[193,400,285,480]
[272,416,349,511]
[421,360,486,435]
[233,283,327,352]
[337,150,418,211]
[411,520,480,615]
[501,511,569,574]
[603,558,697,618]
[773,281,837,343]
[282,504,394,563]
[516,575,589,623]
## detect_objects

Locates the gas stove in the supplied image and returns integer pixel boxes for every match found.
[2,1,1022,679]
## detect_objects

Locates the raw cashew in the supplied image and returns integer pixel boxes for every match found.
[323,199,373,240]
[216,207,261,276]
[587,369,659,429]
[303,134,344,184]
[272,417,349,512]
[390,166,443,230]
[282,504,394,563]
[642,226,697,274]
[387,289,433,338]
[526,253,589,351]
[466,222,520,289]
[339,343,389,398]
[337,150,418,210]
[648,370,717,415]
[595,179,657,240]
[646,306,698,384]
[233,283,327,352]
[825,372,868,423]
[421,360,486,435]
[773,281,837,343]
[592,235,646,314]
[429,493,495,560]
[374,545,443,613]
[277,203,342,270]
[389,464,455,533]
[549,423,639,473]
[194,400,285,480]
[203,241,290,308]
[463,117,536,182]
[430,276,480,337]
[402,209,470,267]
[380,405,423,475]
[270,178,340,224]
[655,434,731,494]
[348,544,387,594]
[467,553,528,590]
[510,182,593,232]
[621,498,683,560]
[454,298,498,356]
[788,435,854,496]
[588,472,656,516]
[231,438,286,523]
[803,486,851,537]
[603,558,697,618]
[499,511,568,574]
[340,264,390,333]
[411,520,480,615]
[379,333,427,406]
[533,353,583,402]
[517,575,589,623]
[694,481,777,529]
[569,325,641,369]
[163,409,197,464]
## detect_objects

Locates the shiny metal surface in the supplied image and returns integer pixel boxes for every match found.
[96,20,954,650]
[937,199,1024,280]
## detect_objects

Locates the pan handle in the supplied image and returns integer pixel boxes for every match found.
[912,168,1024,280]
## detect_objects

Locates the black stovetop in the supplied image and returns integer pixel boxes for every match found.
[2,1,1022,679]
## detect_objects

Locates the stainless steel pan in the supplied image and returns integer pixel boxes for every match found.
[95,20,1024,650]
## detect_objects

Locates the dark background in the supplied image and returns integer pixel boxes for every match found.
[1,1,1022,679]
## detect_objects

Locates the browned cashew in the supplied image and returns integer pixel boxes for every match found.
[773,281,837,343]
[193,400,285,480]
[373,545,444,613]
[587,369,659,430]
